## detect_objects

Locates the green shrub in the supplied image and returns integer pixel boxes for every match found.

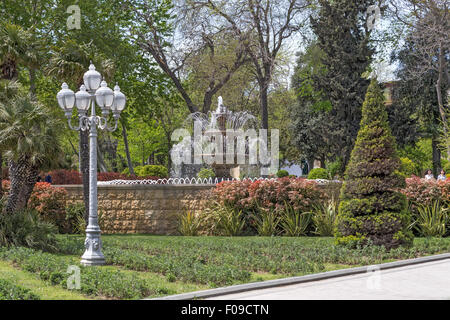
[414,201,448,237]
[121,167,130,175]
[65,202,86,234]
[197,168,216,179]
[335,80,413,249]
[312,198,338,236]
[326,158,342,179]
[276,170,289,178]
[399,157,415,177]
[307,168,329,180]
[134,165,168,178]
[280,203,311,236]
[0,208,58,252]
[0,279,40,300]
[214,204,245,236]
[252,207,280,236]
[443,162,450,175]
[178,210,202,236]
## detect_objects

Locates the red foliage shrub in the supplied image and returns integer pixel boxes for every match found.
[28,182,67,219]
[2,181,68,232]
[213,177,326,214]
[401,176,450,206]
[48,169,82,184]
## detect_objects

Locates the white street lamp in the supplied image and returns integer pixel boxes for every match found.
[56,83,75,117]
[56,63,126,266]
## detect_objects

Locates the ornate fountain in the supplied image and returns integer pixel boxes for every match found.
[171,97,259,179]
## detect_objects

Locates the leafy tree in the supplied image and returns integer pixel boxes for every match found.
[335,80,413,249]
[310,0,375,168]
[391,31,448,176]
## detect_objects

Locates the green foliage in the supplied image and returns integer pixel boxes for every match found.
[307,168,329,180]
[276,170,289,178]
[309,0,374,166]
[0,279,40,300]
[399,157,416,177]
[336,80,413,249]
[312,198,338,236]
[252,207,280,236]
[414,201,448,237]
[0,91,63,167]
[134,165,168,178]
[178,210,202,236]
[443,162,450,174]
[280,203,311,237]
[0,207,57,252]
[197,168,216,179]
[0,247,155,299]
[326,158,343,179]
[64,202,86,235]
[214,205,245,237]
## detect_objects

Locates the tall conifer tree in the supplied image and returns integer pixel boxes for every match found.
[335,80,413,249]
[310,0,375,168]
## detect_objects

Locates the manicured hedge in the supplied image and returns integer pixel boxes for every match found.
[335,81,413,249]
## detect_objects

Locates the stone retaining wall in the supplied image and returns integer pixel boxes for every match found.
[58,184,214,235]
[59,181,342,235]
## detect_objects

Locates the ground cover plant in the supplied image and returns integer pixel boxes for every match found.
[0,278,41,300]
[2,235,450,300]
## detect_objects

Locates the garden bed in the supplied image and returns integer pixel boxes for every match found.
[1,235,450,300]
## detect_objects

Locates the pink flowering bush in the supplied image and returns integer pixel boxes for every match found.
[213,178,326,215]
[401,176,450,210]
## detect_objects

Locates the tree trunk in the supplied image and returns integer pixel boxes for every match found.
[80,130,90,225]
[17,164,39,210]
[260,84,269,130]
[121,121,135,175]
[432,136,442,177]
[97,144,108,172]
[5,157,29,214]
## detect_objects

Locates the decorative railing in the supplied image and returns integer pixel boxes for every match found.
[97,177,339,185]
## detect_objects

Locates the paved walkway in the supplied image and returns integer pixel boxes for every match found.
[207,259,450,300]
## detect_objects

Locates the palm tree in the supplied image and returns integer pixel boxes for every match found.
[0,92,62,214]
[0,79,22,193]
[0,22,42,93]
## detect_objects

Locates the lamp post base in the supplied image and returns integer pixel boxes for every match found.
[81,231,105,266]
[80,257,106,266]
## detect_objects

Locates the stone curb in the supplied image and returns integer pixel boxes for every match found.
[147,252,450,300]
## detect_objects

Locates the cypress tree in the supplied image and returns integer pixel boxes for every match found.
[310,0,375,169]
[335,80,413,249]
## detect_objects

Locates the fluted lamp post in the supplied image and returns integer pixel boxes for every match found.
[57,63,126,266]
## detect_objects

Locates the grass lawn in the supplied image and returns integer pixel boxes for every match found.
[0,235,449,300]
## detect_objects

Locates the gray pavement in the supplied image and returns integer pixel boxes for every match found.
[207,259,450,300]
